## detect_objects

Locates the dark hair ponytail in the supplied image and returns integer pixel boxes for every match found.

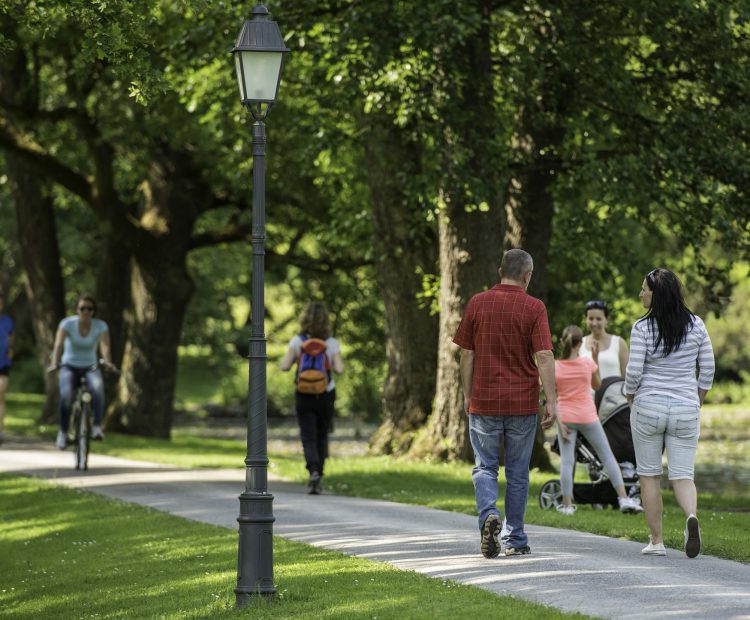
[642,268,694,355]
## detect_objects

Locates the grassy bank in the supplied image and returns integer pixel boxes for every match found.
[5,393,750,564]
[0,474,585,619]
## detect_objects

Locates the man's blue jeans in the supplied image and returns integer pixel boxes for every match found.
[469,413,537,549]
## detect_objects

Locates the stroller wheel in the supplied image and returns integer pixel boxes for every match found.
[539,479,563,510]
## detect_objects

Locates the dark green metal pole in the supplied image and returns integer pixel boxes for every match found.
[235,118,275,605]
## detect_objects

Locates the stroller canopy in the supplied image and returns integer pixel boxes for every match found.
[595,376,629,425]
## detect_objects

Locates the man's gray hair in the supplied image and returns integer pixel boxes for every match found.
[500,249,533,280]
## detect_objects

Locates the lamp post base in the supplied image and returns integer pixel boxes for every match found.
[235,490,276,606]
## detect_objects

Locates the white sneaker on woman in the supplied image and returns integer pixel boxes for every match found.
[556,504,576,515]
[619,496,644,513]
[56,430,67,450]
[641,537,666,556]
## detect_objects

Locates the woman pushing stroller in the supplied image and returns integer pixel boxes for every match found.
[555,325,643,515]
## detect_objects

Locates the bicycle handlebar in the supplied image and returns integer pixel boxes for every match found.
[47,359,120,376]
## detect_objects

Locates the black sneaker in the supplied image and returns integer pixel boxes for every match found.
[505,545,531,556]
[308,472,322,495]
[480,514,501,558]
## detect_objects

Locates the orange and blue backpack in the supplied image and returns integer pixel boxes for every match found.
[296,335,330,395]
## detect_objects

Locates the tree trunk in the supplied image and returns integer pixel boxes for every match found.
[411,200,504,461]
[96,230,131,424]
[0,32,66,421]
[503,125,564,472]
[106,151,202,438]
[7,157,66,422]
[110,256,193,438]
[411,0,505,461]
[505,127,562,301]
[363,118,439,455]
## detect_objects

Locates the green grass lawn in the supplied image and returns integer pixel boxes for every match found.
[5,393,750,565]
[0,474,587,620]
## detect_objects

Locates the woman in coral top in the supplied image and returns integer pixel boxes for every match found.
[555,325,642,515]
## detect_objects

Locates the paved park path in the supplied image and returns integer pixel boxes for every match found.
[1,442,749,620]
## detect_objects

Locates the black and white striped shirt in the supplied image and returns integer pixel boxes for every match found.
[624,314,715,406]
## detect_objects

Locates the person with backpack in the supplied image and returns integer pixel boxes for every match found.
[280,302,344,494]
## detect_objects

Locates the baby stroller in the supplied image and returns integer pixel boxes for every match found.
[539,377,640,510]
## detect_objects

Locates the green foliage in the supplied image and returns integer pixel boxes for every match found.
[3,0,750,431]
[705,263,750,381]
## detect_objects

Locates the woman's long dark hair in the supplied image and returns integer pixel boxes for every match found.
[641,268,694,355]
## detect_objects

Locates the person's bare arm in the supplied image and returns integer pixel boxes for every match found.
[98,330,115,369]
[48,327,66,370]
[459,348,475,413]
[279,347,296,371]
[591,370,602,390]
[535,349,557,429]
[6,331,14,361]
[591,340,602,390]
[331,351,344,374]
[618,336,629,378]
[698,388,709,407]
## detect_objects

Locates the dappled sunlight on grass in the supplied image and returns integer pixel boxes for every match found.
[1,474,584,619]
[5,392,750,565]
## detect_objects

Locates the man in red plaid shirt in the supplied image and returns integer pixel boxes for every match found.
[453,249,557,558]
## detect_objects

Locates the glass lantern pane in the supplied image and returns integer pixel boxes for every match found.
[238,51,283,102]
[234,54,246,100]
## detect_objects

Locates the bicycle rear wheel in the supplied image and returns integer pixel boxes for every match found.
[74,401,91,471]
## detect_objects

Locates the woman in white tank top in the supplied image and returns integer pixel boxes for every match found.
[580,300,629,378]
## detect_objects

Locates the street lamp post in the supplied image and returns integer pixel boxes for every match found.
[231,3,289,607]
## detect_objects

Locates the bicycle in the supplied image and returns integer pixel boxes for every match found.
[50,360,118,471]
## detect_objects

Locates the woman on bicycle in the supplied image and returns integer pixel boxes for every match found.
[49,295,115,449]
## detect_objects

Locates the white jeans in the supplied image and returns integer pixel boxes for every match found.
[631,395,700,480]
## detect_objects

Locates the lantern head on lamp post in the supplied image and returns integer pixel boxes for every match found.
[232,3,288,607]
[233,3,289,120]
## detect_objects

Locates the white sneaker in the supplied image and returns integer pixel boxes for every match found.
[56,430,67,450]
[556,504,577,515]
[92,425,104,441]
[619,496,644,513]
[641,537,666,556]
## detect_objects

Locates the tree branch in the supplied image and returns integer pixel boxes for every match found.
[0,116,94,204]
[189,222,370,272]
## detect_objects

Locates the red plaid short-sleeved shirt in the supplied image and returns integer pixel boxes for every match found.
[453,284,553,415]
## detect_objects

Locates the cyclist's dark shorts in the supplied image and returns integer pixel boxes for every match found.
[0,366,9,377]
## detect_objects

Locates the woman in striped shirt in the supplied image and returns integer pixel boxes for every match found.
[625,268,715,559]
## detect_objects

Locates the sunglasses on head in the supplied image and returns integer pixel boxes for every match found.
[646,269,658,286]
[78,306,94,312]
[585,300,607,311]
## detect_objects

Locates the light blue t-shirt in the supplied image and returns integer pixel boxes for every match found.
[0,314,14,369]
[59,316,109,368]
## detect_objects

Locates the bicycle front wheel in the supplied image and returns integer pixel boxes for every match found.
[74,402,91,471]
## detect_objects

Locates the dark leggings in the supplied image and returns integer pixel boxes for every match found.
[296,389,335,476]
